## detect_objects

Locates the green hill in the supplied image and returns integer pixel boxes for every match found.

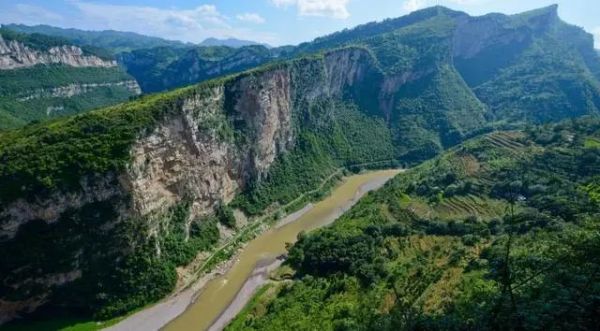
[229,117,600,331]
[118,45,273,93]
[2,24,187,54]
[0,28,140,130]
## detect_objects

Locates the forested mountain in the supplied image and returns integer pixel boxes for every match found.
[0,28,140,130]
[229,117,600,331]
[199,37,269,48]
[0,5,599,327]
[118,45,274,93]
[2,24,187,54]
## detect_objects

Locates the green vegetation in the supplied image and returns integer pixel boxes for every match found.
[232,100,395,215]
[0,29,139,129]
[228,118,600,330]
[120,44,272,92]
[0,87,191,204]
[0,27,112,60]
[3,24,187,54]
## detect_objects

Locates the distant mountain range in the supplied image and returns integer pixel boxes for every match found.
[199,37,270,48]
[3,24,268,52]
[2,24,190,54]
[0,27,140,129]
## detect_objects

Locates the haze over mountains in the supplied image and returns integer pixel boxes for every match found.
[0,4,599,330]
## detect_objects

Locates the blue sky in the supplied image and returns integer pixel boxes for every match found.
[0,0,598,47]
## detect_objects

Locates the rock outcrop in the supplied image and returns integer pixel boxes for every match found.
[17,81,141,101]
[0,35,116,70]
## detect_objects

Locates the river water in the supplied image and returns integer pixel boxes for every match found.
[163,169,401,331]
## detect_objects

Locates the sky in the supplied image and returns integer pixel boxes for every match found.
[0,0,598,47]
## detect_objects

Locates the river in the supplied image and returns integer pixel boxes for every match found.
[106,169,401,331]
[166,169,401,331]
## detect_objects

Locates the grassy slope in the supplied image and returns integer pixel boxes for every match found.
[228,117,600,331]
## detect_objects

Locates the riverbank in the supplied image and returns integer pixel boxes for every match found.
[104,169,400,331]
[165,169,401,331]
[103,203,315,331]
[204,172,398,330]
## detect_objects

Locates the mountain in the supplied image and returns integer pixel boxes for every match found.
[0,28,140,130]
[2,24,187,54]
[1,5,599,326]
[118,45,273,93]
[200,37,269,48]
[229,117,600,331]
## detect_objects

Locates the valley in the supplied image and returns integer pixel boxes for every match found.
[0,3,599,331]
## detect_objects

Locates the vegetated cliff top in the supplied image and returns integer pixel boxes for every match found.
[1,23,188,54]
[0,27,114,60]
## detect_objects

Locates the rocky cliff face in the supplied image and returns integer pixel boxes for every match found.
[0,48,380,321]
[17,81,141,101]
[0,35,116,70]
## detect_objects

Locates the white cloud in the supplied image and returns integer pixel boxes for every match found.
[593,27,600,49]
[0,4,64,26]
[271,0,351,19]
[0,1,281,45]
[401,0,428,13]
[236,13,266,24]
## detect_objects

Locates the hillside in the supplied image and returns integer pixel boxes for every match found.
[228,117,600,331]
[0,28,140,129]
[119,45,274,93]
[2,24,187,54]
[1,5,600,326]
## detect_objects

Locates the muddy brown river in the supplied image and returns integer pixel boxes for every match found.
[162,169,401,331]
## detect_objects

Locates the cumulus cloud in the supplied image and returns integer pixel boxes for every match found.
[0,1,279,45]
[593,27,600,49]
[401,0,428,13]
[272,0,351,19]
[236,13,266,24]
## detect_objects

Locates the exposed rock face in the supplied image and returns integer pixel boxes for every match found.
[452,5,559,60]
[17,80,141,101]
[0,173,128,241]
[128,88,240,220]
[0,47,429,322]
[0,35,116,70]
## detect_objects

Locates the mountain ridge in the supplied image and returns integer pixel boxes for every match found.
[200,37,270,48]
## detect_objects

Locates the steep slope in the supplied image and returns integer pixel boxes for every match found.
[119,45,273,93]
[0,29,140,129]
[229,117,600,331]
[456,6,600,122]
[0,47,395,323]
[2,24,187,54]
[294,5,600,126]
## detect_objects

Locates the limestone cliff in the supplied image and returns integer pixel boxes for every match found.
[0,34,116,70]
[0,48,383,322]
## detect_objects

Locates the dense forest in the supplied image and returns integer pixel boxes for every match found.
[228,117,600,330]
